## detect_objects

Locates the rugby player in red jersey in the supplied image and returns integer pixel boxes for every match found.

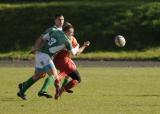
[55,23,90,99]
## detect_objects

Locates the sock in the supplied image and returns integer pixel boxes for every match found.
[62,77,70,87]
[21,77,36,93]
[63,80,78,91]
[39,76,54,93]
[54,78,61,88]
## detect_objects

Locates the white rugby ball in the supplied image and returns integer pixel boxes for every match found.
[114,35,126,47]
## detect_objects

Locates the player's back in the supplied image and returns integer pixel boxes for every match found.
[39,27,70,57]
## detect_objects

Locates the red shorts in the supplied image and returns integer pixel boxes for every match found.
[54,58,77,77]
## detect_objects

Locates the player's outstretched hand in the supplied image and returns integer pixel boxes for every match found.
[83,41,90,47]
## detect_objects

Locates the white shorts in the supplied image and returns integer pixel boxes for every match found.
[35,52,54,69]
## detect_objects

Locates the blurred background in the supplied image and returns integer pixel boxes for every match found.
[0,0,160,60]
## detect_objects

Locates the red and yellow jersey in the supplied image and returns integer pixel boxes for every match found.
[53,36,78,76]
[54,36,78,61]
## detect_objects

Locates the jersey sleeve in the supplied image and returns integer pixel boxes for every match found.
[40,27,53,40]
[72,36,78,48]
[41,33,50,40]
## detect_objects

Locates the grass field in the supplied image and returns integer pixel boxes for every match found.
[1,46,160,60]
[0,67,160,114]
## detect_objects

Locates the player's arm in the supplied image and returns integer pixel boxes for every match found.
[30,33,50,54]
[76,41,90,55]
[71,44,80,55]
[65,41,77,56]
[30,37,46,54]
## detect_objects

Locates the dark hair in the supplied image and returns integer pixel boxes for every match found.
[63,24,74,32]
[54,14,64,19]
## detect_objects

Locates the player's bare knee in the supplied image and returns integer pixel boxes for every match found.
[32,73,43,81]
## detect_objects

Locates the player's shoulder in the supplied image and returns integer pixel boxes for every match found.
[44,27,53,33]
[52,26,58,31]
[45,27,62,37]
[51,26,64,34]
[70,36,78,47]
[71,36,78,43]
[44,26,58,33]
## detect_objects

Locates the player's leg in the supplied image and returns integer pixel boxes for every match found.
[38,76,54,98]
[61,76,74,93]
[17,52,56,100]
[60,70,81,96]
[17,70,44,100]
[54,58,74,94]
[62,76,70,88]
[17,52,43,100]
[62,70,81,92]
[42,60,61,100]
[57,71,73,93]
[38,71,69,98]
[60,59,79,93]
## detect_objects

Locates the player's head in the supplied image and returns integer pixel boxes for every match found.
[63,22,72,28]
[63,24,74,38]
[54,14,64,28]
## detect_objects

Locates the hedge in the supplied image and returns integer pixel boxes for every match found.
[0,2,160,52]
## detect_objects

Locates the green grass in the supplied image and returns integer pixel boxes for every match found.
[75,47,160,60]
[1,47,160,60]
[0,67,160,114]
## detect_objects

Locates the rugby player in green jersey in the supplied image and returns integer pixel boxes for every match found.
[17,23,76,100]
[37,14,73,98]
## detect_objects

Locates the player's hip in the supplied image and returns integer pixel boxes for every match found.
[35,52,54,69]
